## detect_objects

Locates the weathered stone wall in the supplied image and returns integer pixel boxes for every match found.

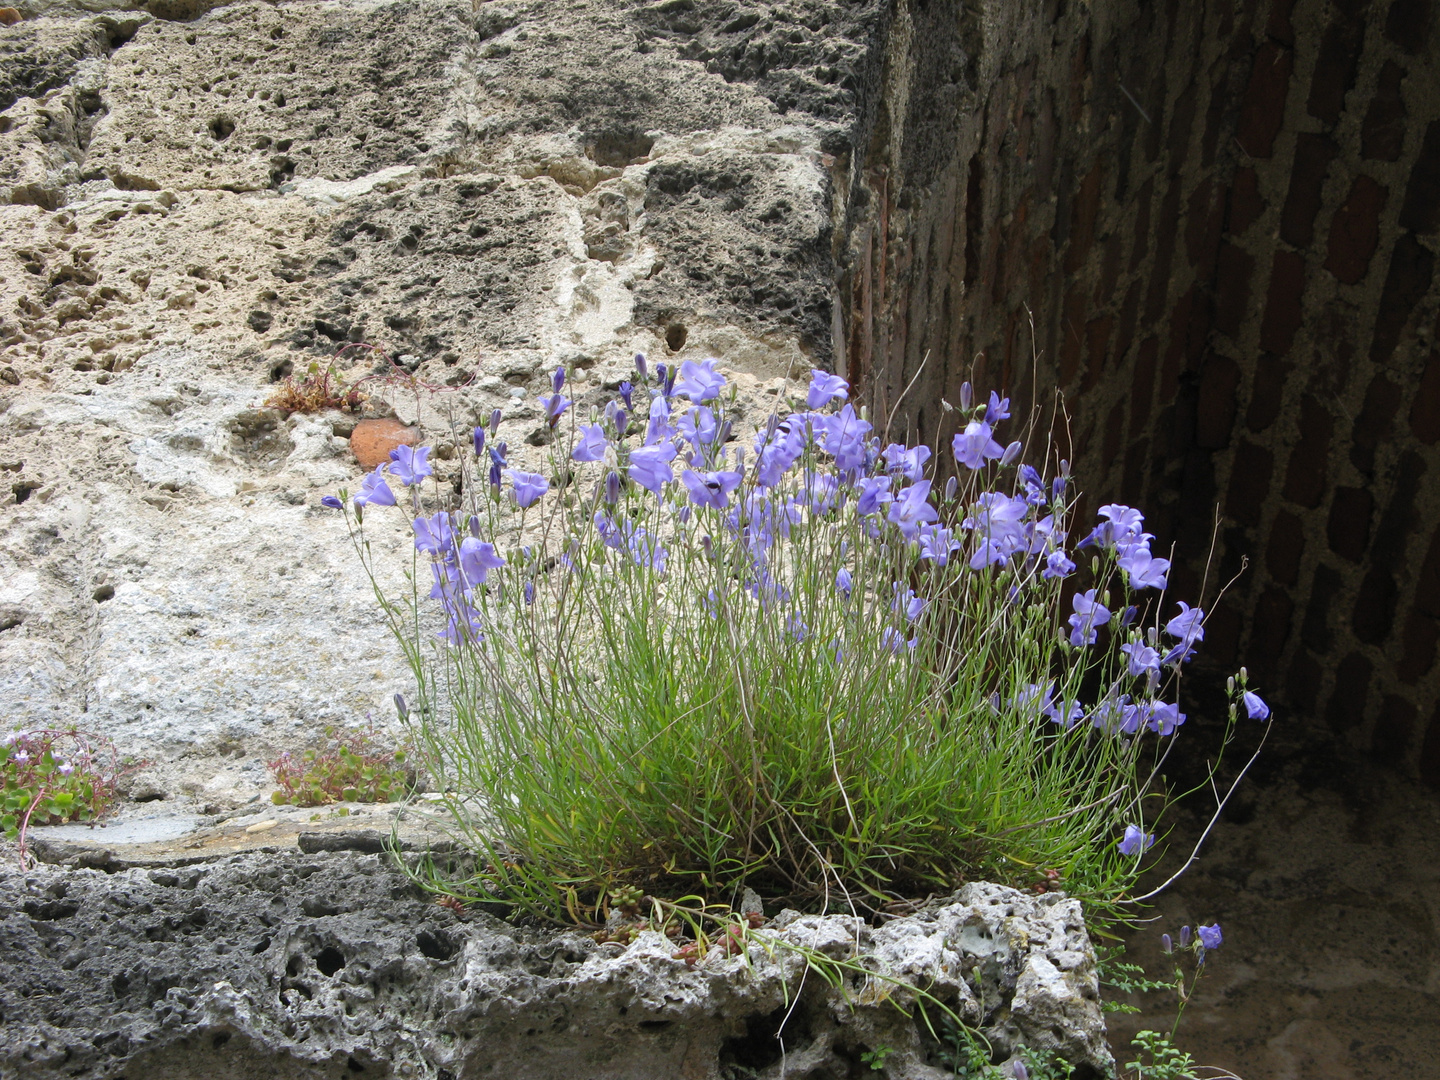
[848,0,1440,780]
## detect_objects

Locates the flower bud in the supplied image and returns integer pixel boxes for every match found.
[1179,925,1192,947]
[551,365,566,394]
[959,381,973,410]
[1000,440,1022,466]
[394,693,409,719]
[321,495,343,510]
[1161,933,1173,954]
[488,408,503,437]
[945,475,957,500]
[635,353,647,381]
[472,426,485,457]
[604,470,621,505]
[619,381,634,409]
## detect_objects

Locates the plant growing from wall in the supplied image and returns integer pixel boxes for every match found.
[267,725,412,807]
[2,728,130,865]
[325,355,1272,925]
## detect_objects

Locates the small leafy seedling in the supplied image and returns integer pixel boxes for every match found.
[268,726,412,807]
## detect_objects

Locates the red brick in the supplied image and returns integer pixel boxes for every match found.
[1115,280,1141,370]
[1246,352,1288,432]
[1205,600,1242,668]
[1397,120,1440,234]
[1324,651,1372,732]
[1167,84,1197,168]
[1236,42,1293,158]
[1267,509,1305,584]
[1129,336,1159,439]
[1121,437,1149,504]
[1095,232,1122,309]
[1411,350,1440,443]
[1249,586,1295,679]
[1421,703,1440,787]
[1083,315,1112,390]
[349,418,418,470]
[1370,233,1435,364]
[1059,287,1086,386]
[1197,354,1241,448]
[1265,0,1298,45]
[1185,179,1226,276]
[1160,287,1195,402]
[1306,11,1367,125]
[1130,178,1153,272]
[1353,568,1399,645]
[964,154,983,290]
[1371,695,1417,763]
[1323,175,1388,285]
[1384,0,1434,54]
[1225,440,1273,524]
[1259,250,1306,356]
[1398,612,1439,683]
[1351,373,1402,474]
[1362,61,1408,162]
[1283,395,1332,507]
[1279,134,1338,248]
[1286,650,1323,712]
[1326,486,1374,561]
[1102,400,1124,470]
[1064,163,1103,274]
[1417,527,1440,618]
[1145,184,1182,325]
[1214,243,1255,338]
[1227,167,1265,235]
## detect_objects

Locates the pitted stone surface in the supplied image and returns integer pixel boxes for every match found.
[0,857,1111,1080]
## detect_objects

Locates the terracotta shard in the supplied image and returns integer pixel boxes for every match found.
[350,418,418,470]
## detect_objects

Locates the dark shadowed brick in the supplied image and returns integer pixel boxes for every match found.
[1353,568,1399,644]
[1249,587,1295,680]
[1225,441,1274,525]
[1130,177,1153,272]
[1280,134,1339,248]
[1325,651,1372,733]
[1361,61,1407,162]
[1185,178,1225,275]
[1416,527,1440,618]
[1059,286,1086,385]
[1084,315,1113,391]
[1246,353,1287,432]
[1370,233,1434,364]
[1282,395,1332,507]
[1260,250,1306,356]
[1324,175,1388,285]
[1227,167,1265,235]
[1384,0,1434,54]
[1064,163,1103,274]
[1302,562,1343,651]
[1411,350,1440,443]
[1327,486,1374,561]
[1236,42,1293,158]
[1103,399,1124,470]
[1371,695,1417,763]
[1398,612,1439,683]
[1351,373,1401,474]
[1422,703,1440,787]
[1397,121,1440,234]
[1197,354,1241,448]
[1266,0,1299,45]
[1287,650,1323,713]
[1267,509,1305,585]
[1145,184,1181,323]
[1306,9,1367,125]
[1129,336,1159,440]
[1205,600,1241,668]
[1214,243,1255,337]
[1116,280,1141,370]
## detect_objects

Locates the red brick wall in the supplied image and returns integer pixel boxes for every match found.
[844,0,1440,778]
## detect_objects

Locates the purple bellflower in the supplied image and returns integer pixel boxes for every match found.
[458,537,505,588]
[572,423,610,463]
[952,419,1005,470]
[806,369,849,409]
[413,512,455,554]
[388,444,433,487]
[629,441,677,493]
[354,466,397,508]
[681,468,743,510]
[1119,824,1154,856]
[508,470,549,509]
[321,495,343,510]
[1243,690,1270,720]
[986,391,1011,422]
[472,426,486,457]
[646,394,676,445]
[1068,589,1112,647]
[1043,551,1076,579]
[1197,924,1223,950]
[1165,601,1206,649]
[882,443,931,482]
[888,481,939,539]
[673,358,725,402]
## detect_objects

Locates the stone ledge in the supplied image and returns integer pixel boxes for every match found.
[1,850,1112,1080]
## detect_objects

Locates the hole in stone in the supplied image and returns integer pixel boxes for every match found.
[347,1058,365,1074]
[637,1019,672,1032]
[209,116,235,141]
[12,481,38,504]
[268,357,293,382]
[133,792,165,803]
[252,936,272,954]
[586,129,655,168]
[315,947,346,977]
[93,584,115,603]
[211,1032,231,1050]
[286,955,304,977]
[665,324,687,352]
[718,1006,796,1074]
[416,930,457,961]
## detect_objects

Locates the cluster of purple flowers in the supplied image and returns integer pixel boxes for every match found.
[326,353,1274,865]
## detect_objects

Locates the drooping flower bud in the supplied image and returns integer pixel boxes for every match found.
[472,426,485,457]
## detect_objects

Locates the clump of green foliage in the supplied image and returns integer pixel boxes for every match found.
[2,728,125,839]
[268,726,411,807]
